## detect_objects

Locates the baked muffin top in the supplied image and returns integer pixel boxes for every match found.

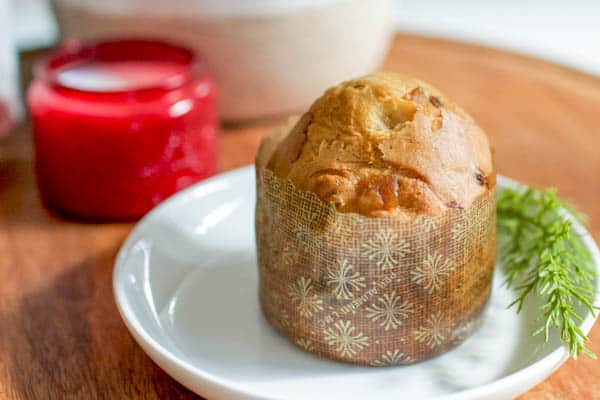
[261,73,495,219]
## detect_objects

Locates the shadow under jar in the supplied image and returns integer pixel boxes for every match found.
[28,39,218,220]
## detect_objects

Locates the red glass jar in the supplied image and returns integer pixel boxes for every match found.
[28,39,218,220]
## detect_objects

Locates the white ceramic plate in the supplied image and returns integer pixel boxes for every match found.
[114,166,600,400]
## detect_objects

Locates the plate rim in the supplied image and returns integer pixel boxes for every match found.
[113,165,600,400]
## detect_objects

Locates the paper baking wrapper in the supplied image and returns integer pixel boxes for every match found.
[255,167,496,366]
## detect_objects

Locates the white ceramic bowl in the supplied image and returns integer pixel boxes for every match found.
[52,0,394,120]
[113,166,600,400]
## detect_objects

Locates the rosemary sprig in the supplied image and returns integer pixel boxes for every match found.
[496,187,598,359]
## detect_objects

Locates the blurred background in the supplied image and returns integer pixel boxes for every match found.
[9,0,600,74]
[2,0,599,136]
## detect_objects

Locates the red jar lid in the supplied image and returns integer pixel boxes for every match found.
[28,39,219,220]
[38,39,201,91]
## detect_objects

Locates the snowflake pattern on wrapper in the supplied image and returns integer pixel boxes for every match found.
[366,291,414,331]
[371,349,414,366]
[361,229,410,271]
[324,320,370,357]
[410,252,454,293]
[415,312,447,349]
[325,259,366,300]
[288,277,323,318]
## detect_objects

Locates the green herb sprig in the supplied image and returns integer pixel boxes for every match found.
[496,187,598,359]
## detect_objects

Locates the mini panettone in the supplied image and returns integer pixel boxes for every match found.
[255,73,496,366]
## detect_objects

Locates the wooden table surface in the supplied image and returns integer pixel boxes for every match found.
[1,33,600,399]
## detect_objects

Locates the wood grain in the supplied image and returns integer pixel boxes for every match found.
[1,33,600,399]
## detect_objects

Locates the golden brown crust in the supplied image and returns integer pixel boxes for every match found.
[263,73,495,219]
